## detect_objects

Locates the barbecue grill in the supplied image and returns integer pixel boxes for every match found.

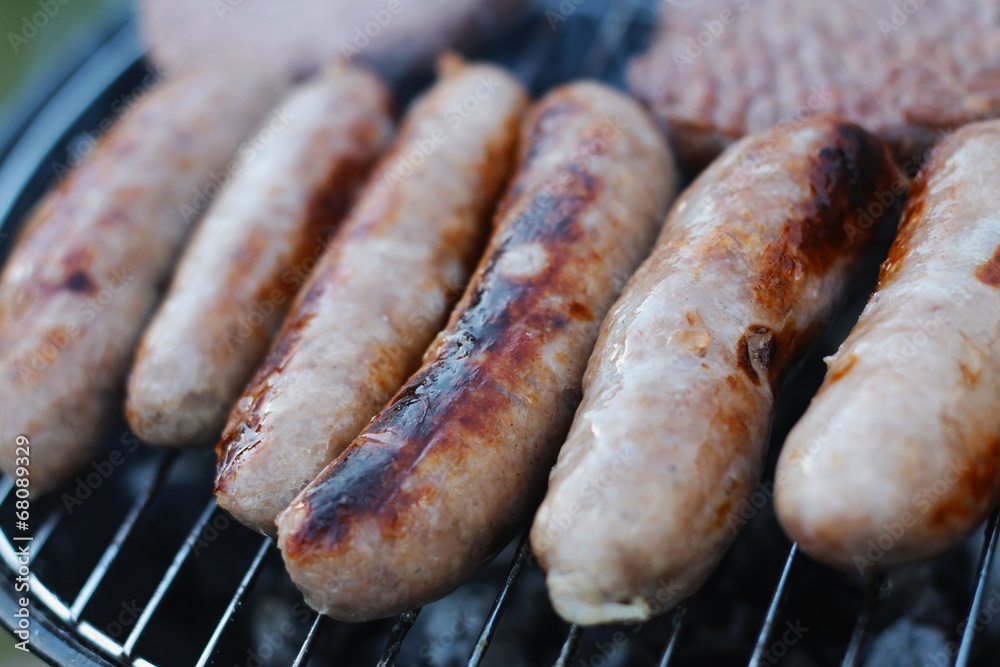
[1,2,999,666]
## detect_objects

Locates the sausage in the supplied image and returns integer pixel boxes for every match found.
[214,58,529,536]
[529,115,905,625]
[775,120,1000,572]
[276,81,678,622]
[139,0,531,82]
[0,70,285,493]
[125,65,393,447]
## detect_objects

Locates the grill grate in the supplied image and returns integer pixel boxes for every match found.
[1,2,999,666]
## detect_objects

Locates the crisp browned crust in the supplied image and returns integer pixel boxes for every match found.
[529,116,904,625]
[0,70,284,492]
[125,66,393,447]
[776,119,1000,572]
[629,0,1000,171]
[277,81,677,621]
[214,61,529,536]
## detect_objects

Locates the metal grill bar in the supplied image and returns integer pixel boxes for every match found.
[69,452,176,621]
[747,544,798,667]
[121,500,218,657]
[28,509,64,564]
[376,609,421,667]
[956,508,1000,667]
[194,536,272,667]
[841,571,884,667]
[292,614,328,667]
[0,478,14,505]
[553,624,582,667]
[657,607,686,667]
[467,538,532,667]
[578,0,639,78]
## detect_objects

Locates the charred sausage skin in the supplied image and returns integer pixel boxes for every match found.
[530,116,904,625]
[776,120,1000,573]
[126,65,393,447]
[0,70,284,492]
[277,81,678,621]
[215,59,529,536]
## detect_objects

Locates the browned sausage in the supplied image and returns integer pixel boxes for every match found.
[0,70,284,493]
[276,81,678,621]
[776,119,1000,572]
[530,116,904,624]
[126,65,393,447]
[215,58,529,535]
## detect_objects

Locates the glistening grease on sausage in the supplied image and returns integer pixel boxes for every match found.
[0,69,285,493]
[276,81,678,622]
[529,116,904,625]
[214,57,528,536]
[126,65,393,447]
[775,120,1000,573]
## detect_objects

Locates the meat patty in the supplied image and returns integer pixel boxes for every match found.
[629,0,1000,171]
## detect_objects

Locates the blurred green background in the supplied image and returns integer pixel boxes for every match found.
[1,2,127,664]
[1,0,125,106]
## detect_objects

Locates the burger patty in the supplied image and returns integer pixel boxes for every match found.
[628,0,1000,171]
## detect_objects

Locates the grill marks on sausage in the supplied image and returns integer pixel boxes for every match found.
[214,291,318,482]
[216,86,524,498]
[754,123,899,318]
[290,147,379,280]
[57,247,97,295]
[215,121,390,482]
[479,112,529,225]
[497,99,585,209]
[736,325,776,387]
[878,169,928,290]
[975,242,1000,287]
[517,101,584,173]
[61,271,95,294]
[733,122,902,389]
[827,352,859,384]
[234,126,384,324]
[568,301,592,321]
[285,165,603,555]
[928,435,1000,530]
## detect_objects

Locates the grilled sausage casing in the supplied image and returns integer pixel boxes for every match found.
[530,116,904,625]
[215,58,529,535]
[0,70,284,492]
[126,65,393,447]
[140,0,530,81]
[775,120,1000,572]
[277,81,678,621]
